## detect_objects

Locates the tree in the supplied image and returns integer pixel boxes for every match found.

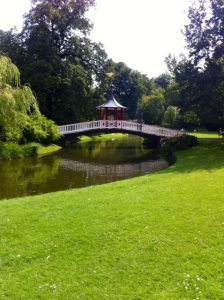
[183,111,200,129]
[0,56,59,143]
[0,0,108,124]
[139,88,165,125]
[184,0,224,66]
[164,83,181,108]
[154,73,173,89]
[162,106,180,128]
[107,62,152,119]
[182,0,224,129]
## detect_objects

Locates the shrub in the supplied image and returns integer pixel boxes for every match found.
[22,143,39,157]
[0,142,38,160]
[22,115,60,145]
[160,135,198,163]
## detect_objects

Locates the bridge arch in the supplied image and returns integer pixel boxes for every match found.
[58,120,183,139]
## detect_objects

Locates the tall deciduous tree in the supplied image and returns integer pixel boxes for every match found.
[107,62,152,119]
[164,0,224,129]
[184,0,224,66]
[0,0,108,124]
[162,106,180,128]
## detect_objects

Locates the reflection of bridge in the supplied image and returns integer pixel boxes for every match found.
[60,158,168,178]
[58,120,182,138]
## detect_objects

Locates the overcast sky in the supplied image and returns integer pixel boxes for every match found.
[0,0,192,78]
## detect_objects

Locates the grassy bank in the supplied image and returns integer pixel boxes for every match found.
[0,143,61,160]
[0,140,224,299]
[78,133,127,143]
[189,130,220,139]
[37,144,61,156]
[0,142,38,160]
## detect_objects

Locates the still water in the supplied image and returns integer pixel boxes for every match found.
[0,134,168,200]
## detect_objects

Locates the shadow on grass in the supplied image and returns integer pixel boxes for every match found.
[163,139,224,174]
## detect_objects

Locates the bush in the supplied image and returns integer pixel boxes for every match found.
[160,135,198,163]
[0,142,38,160]
[22,143,38,157]
[22,115,60,145]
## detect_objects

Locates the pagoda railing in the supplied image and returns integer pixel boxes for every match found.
[58,120,183,138]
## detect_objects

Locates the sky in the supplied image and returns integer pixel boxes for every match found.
[0,0,192,78]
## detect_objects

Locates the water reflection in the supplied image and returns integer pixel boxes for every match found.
[0,134,168,200]
[61,159,168,181]
[0,155,61,199]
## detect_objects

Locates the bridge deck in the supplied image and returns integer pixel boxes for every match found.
[58,120,183,138]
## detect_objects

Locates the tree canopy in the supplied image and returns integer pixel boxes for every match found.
[0,0,223,130]
[0,0,109,124]
[164,0,224,129]
[0,56,59,143]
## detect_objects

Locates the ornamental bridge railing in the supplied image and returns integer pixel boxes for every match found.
[58,120,183,138]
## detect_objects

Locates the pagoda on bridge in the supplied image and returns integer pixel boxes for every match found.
[97,90,127,120]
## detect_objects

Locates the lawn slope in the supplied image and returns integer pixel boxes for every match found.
[0,140,224,299]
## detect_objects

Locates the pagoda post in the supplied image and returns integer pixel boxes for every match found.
[114,109,118,127]
[106,108,109,120]
[99,109,102,120]
[120,109,123,121]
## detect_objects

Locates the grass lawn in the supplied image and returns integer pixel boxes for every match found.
[78,133,127,143]
[188,130,220,139]
[0,140,224,299]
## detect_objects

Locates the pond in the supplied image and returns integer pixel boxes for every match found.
[0,134,168,200]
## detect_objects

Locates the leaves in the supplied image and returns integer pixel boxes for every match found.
[0,55,59,143]
[0,56,20,88]
[139,88,165,125]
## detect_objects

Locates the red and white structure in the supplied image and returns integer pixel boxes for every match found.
[58,89,184,138]
[97,90,127,121]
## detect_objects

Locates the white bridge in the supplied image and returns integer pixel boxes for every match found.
[58,120,183,138]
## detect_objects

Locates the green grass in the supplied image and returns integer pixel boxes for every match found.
[0,140,224,299]
[188,130,220,139]
[78,133,127,143]
[37,144,61,156]
[0,143,61,160]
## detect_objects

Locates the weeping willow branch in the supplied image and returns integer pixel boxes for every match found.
[0,56,20,88]
[0,56,41,142]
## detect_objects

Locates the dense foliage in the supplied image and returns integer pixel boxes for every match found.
[0,56,59,144]
[0,0,156,124]
[138,88,165,124]
[164,0,224,130]
[160,135,198,162]
[0,0,223,129]
[0,142,38,160]
[0,0,107,124]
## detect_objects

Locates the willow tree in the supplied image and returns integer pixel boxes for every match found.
[0,56,59,143]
